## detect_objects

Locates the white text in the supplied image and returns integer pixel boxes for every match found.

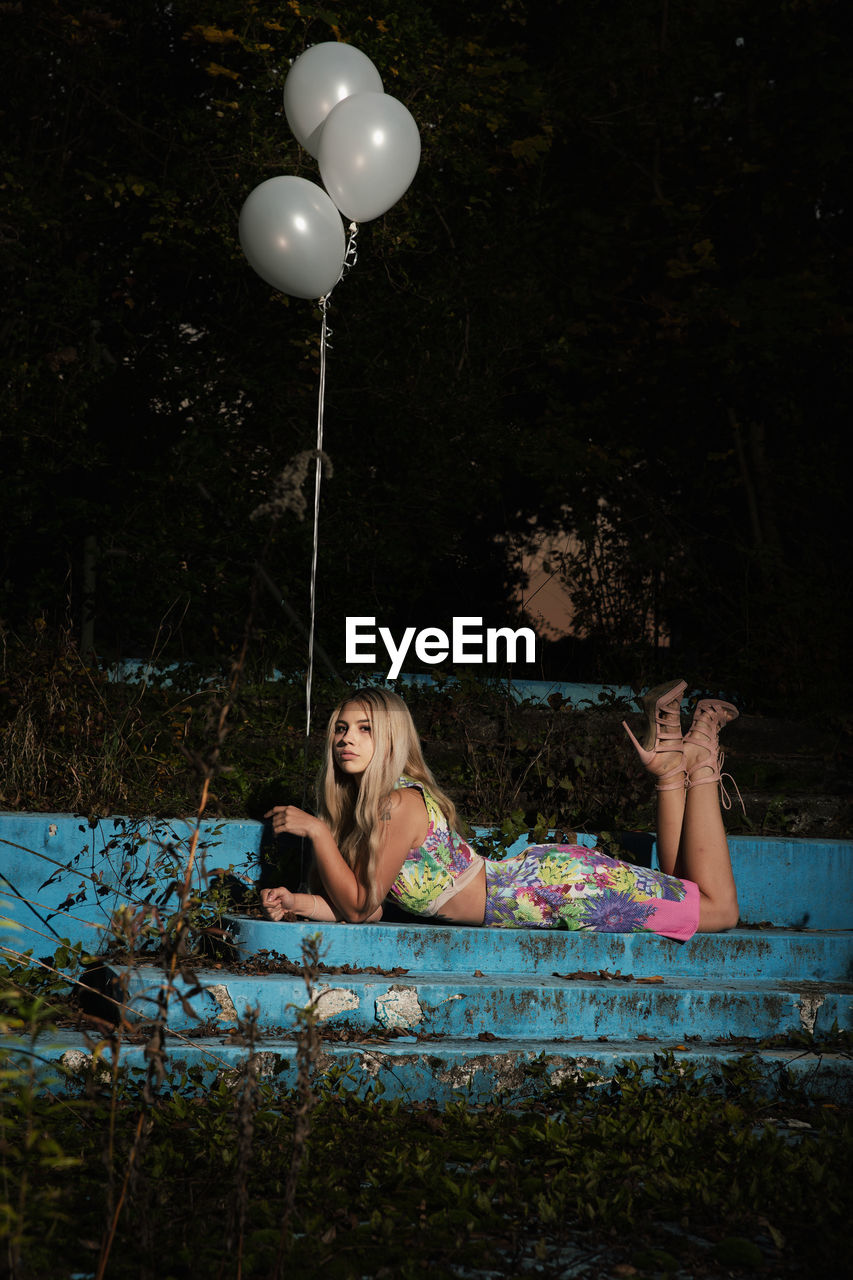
[345,616,537,680]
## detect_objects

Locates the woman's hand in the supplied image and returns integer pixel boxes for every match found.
[262,792,426,924]
[265,805,322,841]
[260,887,296,921]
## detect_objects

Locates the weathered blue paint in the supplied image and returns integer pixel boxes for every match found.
[723,837,852,930]
[650,835,853,930]
[3,812,850,955]
[3,811,851,1102]
[224,917,853,982]
[117,962,851,1042]
[0,811,259,955]
[17,1029,853,1106]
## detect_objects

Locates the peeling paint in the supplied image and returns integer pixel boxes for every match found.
[358,1051,386,1079]
[313,986,360,1021]
[375,985,424,1029]
[549,1061,610,1089]
[797,992,826,1034]
[435,1051,623,1096]
[59,1049,111,1083]
[207,983,238,1023]
[253,1051,282,1077]
[437,1052,531,1092]
[215,1051,287,1089]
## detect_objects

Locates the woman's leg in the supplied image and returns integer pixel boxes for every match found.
[678,780,739,931]
[655,783,687,876]
[679,702,740,932]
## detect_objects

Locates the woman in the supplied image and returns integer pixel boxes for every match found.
[261,683,740,940]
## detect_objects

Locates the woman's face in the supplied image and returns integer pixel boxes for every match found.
[332,701,375,777]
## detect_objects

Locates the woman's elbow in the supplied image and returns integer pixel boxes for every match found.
[342,904,381,924]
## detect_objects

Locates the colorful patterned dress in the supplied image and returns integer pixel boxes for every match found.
[386,777,700,942]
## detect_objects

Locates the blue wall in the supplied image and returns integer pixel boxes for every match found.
[2,810,851,957]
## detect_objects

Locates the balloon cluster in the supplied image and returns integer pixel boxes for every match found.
[239,43,421,300]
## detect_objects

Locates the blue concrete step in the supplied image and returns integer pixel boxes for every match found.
[36,1030,853,1108]
[119,960,852,1043]
[53,906,848,1103]
[3,814,852,1103]
[224,917,853,982]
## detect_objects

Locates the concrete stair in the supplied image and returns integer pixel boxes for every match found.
[1,814,851,1103]
[85,910,849,1103]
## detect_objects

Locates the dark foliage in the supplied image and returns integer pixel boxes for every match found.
[1,0,850,713]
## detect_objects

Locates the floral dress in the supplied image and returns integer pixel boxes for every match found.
[387,777,700,942]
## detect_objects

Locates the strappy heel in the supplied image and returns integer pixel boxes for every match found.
[683,698,744,811]
[622,679,688,792]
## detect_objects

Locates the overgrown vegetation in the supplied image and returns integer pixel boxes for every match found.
[1,624,850,1275]
[5,622,851,838]
[0,619,645,828]
[1,626,849,1275]
[1,949,850,1279]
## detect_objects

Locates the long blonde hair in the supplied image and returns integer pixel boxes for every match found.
[317,687,458,910]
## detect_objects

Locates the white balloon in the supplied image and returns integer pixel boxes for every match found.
[319,92,421,223]
[238,176,346,299]
[284,42,383,158]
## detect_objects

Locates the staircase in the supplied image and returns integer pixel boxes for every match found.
[3,817,847,1104]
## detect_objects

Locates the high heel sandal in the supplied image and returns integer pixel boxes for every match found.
[683,698,744,811]
[622,679,688,791]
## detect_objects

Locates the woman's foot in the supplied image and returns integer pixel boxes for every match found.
[683,698,742,810]
[622,679,687,791]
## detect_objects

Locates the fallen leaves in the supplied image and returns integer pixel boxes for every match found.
[552,969,665,984]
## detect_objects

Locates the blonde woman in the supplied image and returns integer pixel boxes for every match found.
[261,683,739,938]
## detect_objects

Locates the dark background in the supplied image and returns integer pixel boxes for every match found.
[2,0,850,712]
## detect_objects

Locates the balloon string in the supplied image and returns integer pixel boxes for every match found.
[304,222,357,744]
[300,226,357,890]
[305,299,329,743]
[343,220,359,277]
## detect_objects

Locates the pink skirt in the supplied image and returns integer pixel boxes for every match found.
[482,845,701,942]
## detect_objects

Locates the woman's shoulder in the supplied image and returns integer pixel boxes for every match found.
[389,776,428,808]
[388,785,426,815]
[384,781,429,842]
[394,774,449,824]
[397,773,441,803]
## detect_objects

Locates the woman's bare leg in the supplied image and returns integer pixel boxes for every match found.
[679,783,739,930]
[679,710,740,932]
[655,784,687,876]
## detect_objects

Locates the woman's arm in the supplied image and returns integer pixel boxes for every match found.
[260,885,384,923]
[260,886,335,921]
[264,790,427,923]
